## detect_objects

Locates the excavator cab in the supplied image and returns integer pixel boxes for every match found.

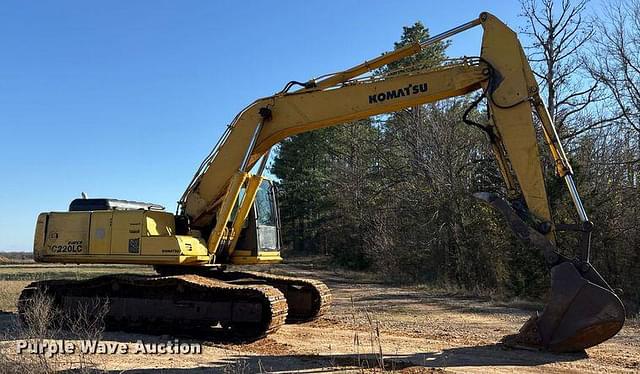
[229,179,283,264]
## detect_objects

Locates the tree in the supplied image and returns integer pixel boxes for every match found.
[271,129,335,253]
[321,119,382,269]
[384,22,448,73]
[272,22,448,264]
[520,0,640,313]
[519,0,602,256]
[520,0,605,138]
[580,0,640,314]
[587,0,640,135]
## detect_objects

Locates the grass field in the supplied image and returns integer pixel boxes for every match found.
[0,263,153,312]
[0,251,33,265]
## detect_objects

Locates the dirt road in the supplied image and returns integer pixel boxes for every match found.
[1,261,638,373]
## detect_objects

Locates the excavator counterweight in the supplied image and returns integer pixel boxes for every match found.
[20,11,624,351]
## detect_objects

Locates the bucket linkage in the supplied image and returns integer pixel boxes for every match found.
[475,192,625,353]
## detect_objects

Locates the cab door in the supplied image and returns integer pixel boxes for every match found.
[254,180,280,252]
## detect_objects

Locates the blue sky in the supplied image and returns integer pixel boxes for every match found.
[0,1,521,250]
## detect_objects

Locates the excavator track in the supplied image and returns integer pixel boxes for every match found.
[213,270,332,323]
[17,274,287,341]
[153,266,333,323]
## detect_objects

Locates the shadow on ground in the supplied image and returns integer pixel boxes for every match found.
[83,343,585,373]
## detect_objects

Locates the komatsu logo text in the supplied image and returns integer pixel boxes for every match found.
[368,83,428,104]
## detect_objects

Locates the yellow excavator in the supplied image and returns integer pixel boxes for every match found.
[21,12,625,352]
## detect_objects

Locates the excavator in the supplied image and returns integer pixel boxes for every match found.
[20,12,625,352]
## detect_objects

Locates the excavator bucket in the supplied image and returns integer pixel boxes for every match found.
[475,193,625,352]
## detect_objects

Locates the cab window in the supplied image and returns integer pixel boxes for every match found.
[255,181,276,226]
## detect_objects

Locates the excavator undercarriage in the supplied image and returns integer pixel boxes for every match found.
[19,274,289,341]
[18,269,330,341]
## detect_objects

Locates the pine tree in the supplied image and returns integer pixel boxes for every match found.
[272,129,335,253]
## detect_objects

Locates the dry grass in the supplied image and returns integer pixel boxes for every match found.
[0,252,33,265]
[413,282,497,300]
[0,281,32,312]
[349,297,387,373]
[0,263,149,373]
[223,358,252,374]
[0,288,109,374]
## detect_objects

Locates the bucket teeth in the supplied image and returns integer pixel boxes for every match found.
[501,314,544,351]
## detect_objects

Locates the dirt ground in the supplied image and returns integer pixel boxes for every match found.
[0,260,638,373]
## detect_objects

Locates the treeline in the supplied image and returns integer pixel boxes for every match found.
[271,0,639,314]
